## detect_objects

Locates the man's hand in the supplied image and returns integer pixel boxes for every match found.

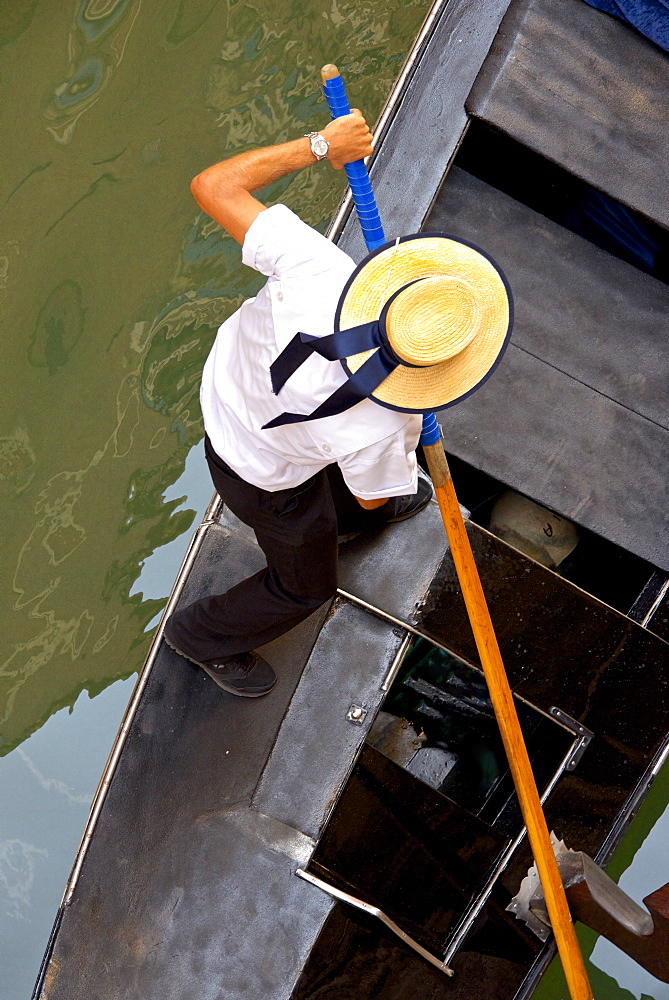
[322,110,374,169]
[189,111,374,244]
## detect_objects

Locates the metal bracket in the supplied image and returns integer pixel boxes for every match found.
[549,706,594,771]
[346,704,368,725]
[295,868,454,976]
[506,833,571,942]
[508,845,669,981]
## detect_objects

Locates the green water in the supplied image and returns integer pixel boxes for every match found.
[1,3,667,999]
[0,0,428,995]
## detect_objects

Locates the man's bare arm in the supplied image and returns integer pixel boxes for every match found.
[189,111,374,244]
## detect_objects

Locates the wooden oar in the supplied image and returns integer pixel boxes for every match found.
[422,418,593,1000]
[320,64,594,1000]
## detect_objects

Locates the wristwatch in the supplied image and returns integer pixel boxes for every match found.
[304,131,329,161]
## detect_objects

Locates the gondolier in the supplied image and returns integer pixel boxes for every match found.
[165,111,432,697]
[166,106,513,701]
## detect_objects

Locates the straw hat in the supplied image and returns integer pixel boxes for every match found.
[336,233,513,413]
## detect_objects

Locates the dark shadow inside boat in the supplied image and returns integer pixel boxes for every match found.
[305,635,580,957]
[367,637,576,836]
[437,451,659,618]
[454,119,669,284]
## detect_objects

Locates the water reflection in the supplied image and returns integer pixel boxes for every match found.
[28,280,85,375]
[4,2,669,998]
[0,3,41,51]
[2,0,426,758]
[590,795,669,999]
[43,0,143,144]
[130,441,214,628]
[1,0,429,987]
[0,675,135,999]
[0,839,48,922]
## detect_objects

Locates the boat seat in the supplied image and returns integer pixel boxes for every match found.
[426,166,669,570]
[467,0,669,229]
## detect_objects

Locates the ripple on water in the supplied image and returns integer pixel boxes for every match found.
[43,0,143,144]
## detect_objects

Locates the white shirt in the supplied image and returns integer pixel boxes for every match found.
[200,205,421,500]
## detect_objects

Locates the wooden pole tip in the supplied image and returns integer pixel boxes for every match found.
[321,64,340,83]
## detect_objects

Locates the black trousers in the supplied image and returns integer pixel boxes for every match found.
[165,436,393,662]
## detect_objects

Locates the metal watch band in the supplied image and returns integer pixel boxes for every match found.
[304,131,329,161]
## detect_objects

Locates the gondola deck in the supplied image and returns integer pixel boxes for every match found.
[37,502,669,1000]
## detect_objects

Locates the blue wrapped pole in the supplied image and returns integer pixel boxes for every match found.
[321,64,386,251]
[418,411,441,446]
[320,64,439,446]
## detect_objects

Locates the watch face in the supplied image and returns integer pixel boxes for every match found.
[313,138,328,157]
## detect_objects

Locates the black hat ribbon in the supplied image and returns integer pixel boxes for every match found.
[263,283,420,429]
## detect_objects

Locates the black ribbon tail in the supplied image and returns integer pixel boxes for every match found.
[269,333,313,394]
[269,321,383,394]
[301,322,382,360]
[262,346,397,429]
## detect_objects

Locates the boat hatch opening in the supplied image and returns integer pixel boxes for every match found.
[439,452,658,617]
[305,633,589,959]
[373,636,584,835]
[455,118,669,285]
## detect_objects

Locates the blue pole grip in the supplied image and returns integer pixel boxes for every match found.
[321,68,436,444]
[419,411,441,446]
[322,75,386,250]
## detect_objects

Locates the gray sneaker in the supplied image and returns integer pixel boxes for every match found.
[385,469,434,523]
[164,635,277,698]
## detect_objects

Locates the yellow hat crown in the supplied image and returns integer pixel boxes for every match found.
[385,276,481,367]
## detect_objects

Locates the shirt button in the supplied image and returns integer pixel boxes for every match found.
[322,444,332,454]
[277,290,284,302]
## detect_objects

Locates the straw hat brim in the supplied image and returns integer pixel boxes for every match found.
[336,233,513,413]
